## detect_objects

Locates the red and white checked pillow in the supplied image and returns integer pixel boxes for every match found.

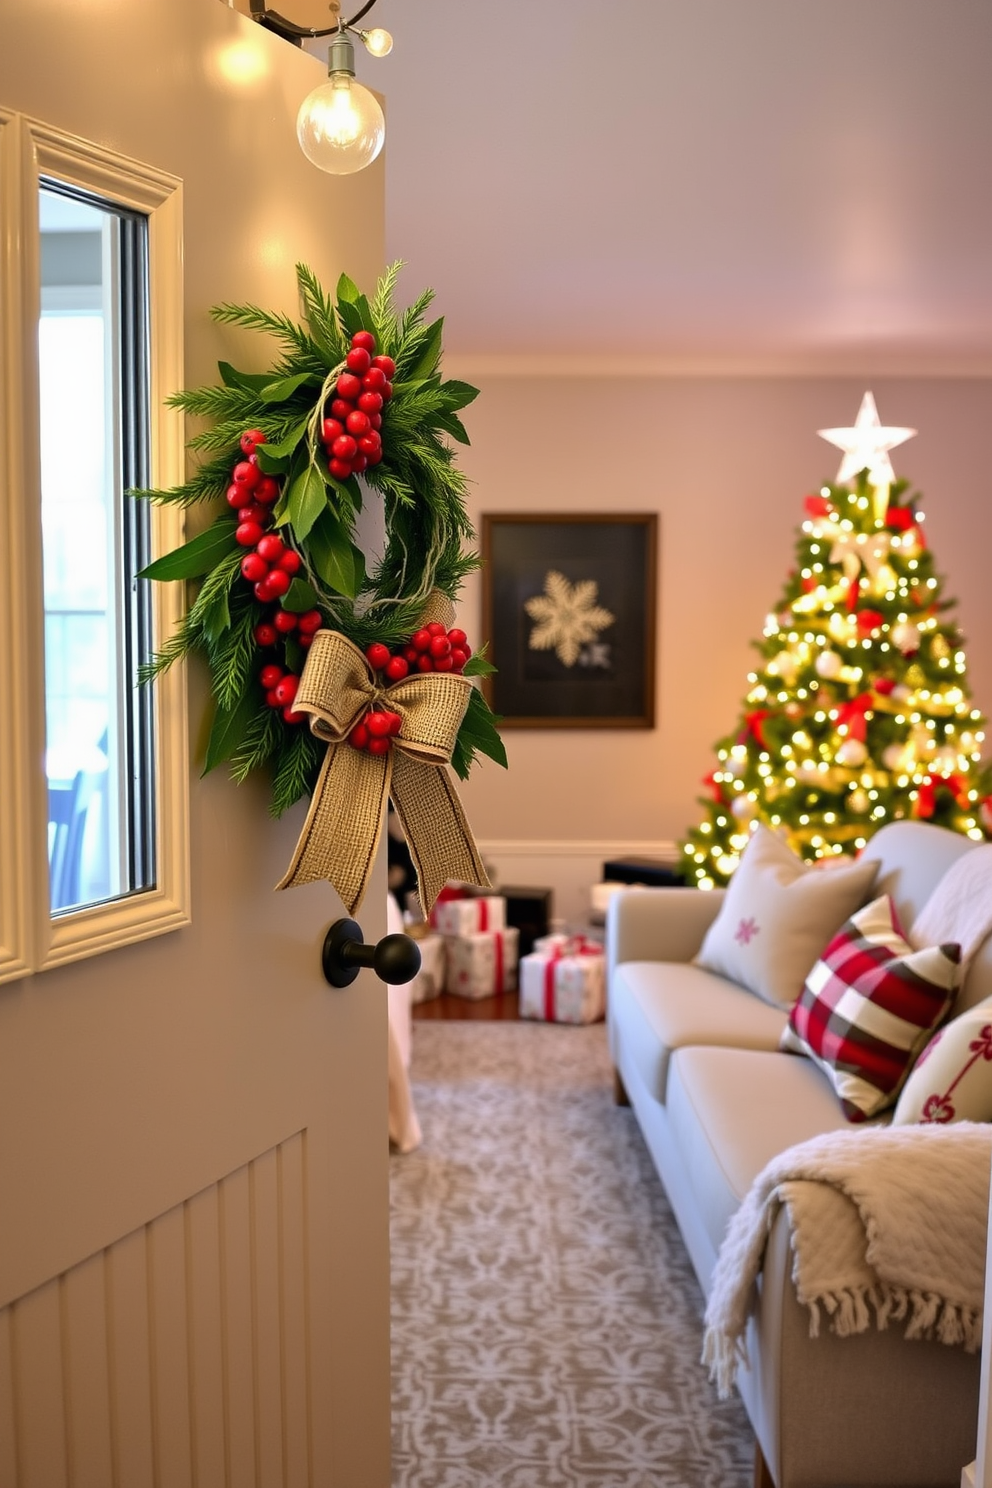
[780,895,961,1121]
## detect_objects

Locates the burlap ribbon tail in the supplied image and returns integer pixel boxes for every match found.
[276,628,490,914]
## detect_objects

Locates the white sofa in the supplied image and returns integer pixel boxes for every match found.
[607,820,988,1488]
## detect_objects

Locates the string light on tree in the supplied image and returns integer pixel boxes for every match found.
[680,394,992,887]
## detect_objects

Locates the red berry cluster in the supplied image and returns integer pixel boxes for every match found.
[348,709,403,756]
[365,623,471,683]
[227,428,325,727]
[321,330,395,482]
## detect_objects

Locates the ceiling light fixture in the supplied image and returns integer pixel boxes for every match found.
[249,0,391,175]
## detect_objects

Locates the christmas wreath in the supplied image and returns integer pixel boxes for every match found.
[137,263,505,911]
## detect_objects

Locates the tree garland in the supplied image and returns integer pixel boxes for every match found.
[137,263,506,817]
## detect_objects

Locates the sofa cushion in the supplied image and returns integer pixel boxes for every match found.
[667,1046,852,1262]
[781,895,961,1121]
[610,960,787,1104]
[695,825,878,1010]
[892,998,992,1125]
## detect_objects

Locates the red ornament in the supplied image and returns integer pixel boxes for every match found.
[803,493,833,518]
[855,609,884,636]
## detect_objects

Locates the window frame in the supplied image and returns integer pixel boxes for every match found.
[0,111,190,980]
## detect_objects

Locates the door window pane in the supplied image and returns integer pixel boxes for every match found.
[39,185,155,914]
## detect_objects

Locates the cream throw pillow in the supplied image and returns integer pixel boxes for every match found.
[695,826,878,1009]
[892,998,992,1125]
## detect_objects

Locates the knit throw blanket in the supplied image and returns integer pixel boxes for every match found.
[702,1122,992,1398]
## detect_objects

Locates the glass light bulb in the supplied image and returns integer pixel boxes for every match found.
[362,27,393,57]
[296,73,384,175]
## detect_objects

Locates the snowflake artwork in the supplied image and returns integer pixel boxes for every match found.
[524,570,615,668]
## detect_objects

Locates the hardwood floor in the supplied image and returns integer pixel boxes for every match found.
[412,989,521,1020]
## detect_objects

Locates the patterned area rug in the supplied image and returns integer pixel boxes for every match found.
[390,1021,754,1487]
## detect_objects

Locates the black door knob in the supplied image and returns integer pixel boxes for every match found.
[321,917,423,988]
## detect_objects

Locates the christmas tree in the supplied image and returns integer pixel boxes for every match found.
[680,393,992,889]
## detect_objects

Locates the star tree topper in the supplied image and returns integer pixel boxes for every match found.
[818,391,916,516]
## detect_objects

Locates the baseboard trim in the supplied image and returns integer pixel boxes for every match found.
[477,839,680,863]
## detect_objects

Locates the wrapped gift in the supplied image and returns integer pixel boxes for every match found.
[444,926,519,999]
[533,931,601,957]
[432,893,506,937]
[407,931,446,1004]
[519,943,606,1024]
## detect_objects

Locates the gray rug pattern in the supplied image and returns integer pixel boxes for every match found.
[390,1021,753,1487]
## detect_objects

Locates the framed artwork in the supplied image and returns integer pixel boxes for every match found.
[481,513,657,728]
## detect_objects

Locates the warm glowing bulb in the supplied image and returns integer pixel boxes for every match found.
[362,27,393,56]
[297,72,385,174]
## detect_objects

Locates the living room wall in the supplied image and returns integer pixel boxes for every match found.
[448,376,992,919]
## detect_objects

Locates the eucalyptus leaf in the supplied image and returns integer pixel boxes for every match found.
[138,518,234,581]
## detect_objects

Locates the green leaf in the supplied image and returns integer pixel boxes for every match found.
[336,272,362,305]
[201,585,231,644]
[260,371,320,403]
[463,649,495,677]
[203,688,258,775]
[285,463,328,542]
[284,634,304,676]
[282,577,319,614]
[307,507,363,598]
[217,361,275,392]
[138,518,234,581]
[252,418,310,473]
[408,317,444,381]
[440,379,480,412]
[335,274,375,338]
[455,688,507,771]
[436,410,471,445]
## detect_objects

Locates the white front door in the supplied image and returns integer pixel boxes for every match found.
[0,2,390,1483]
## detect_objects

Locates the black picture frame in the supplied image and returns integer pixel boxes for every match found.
[481,513,657,728]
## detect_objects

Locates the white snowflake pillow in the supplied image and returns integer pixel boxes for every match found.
[695,825,878,1009]
[892,999,992,1125]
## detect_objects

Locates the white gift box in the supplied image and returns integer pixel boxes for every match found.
[432,894,506,937]
[443,926,519,999]
[408,933,446,1004]
[519,947,606,1024]
[532,932,601,957]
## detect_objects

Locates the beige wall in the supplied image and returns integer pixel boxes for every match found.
[450,375,992,913]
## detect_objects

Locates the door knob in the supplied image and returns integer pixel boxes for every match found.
[321,917,422,988]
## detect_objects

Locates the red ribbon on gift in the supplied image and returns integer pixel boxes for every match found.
[493,930,504,994]
[430,883,468,929]
[542,940,602,1020]
[478,899,490,932]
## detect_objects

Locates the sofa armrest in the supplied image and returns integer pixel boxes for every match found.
[606,886,725,975]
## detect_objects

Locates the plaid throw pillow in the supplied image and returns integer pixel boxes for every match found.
[780,895,961,1121]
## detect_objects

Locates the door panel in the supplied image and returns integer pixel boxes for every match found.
[0,1,390,1482]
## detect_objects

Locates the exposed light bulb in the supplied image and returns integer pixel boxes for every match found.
[361,27,393,56]
[297,31,384,175]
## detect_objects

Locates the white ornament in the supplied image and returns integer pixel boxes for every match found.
[892,621,921,655]
[816,650,843,679]
[849,789,870,814]
[836,737,868,768]
[725,748,748,778]
[890,683,912,703]
[731,795,758,822]
[882,742,911,772]
[818,392,916,489]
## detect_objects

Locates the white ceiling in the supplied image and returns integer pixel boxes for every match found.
[315,0,992,374]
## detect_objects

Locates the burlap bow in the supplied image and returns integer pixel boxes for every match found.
[276,627,491,914]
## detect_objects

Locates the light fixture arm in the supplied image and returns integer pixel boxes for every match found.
[249,0,380,46]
